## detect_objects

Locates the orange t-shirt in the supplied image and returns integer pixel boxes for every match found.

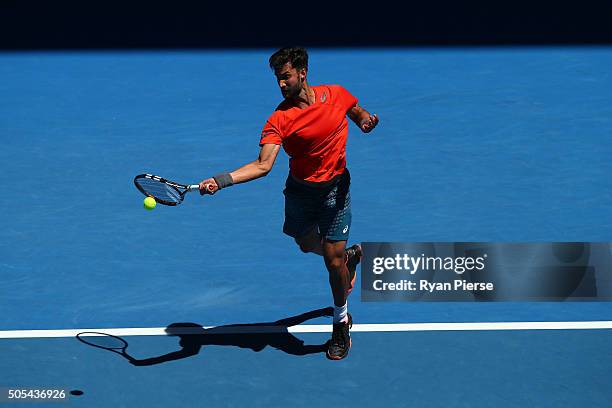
[259,85,358,183]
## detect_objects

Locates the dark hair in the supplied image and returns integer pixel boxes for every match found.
[269,47,309,72]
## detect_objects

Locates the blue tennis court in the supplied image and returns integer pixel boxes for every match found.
[1,47,611,406]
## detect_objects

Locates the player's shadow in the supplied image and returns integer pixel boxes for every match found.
[127,307,333,366]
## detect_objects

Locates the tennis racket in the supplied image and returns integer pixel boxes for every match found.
[76,332,130,359]
[133,173,213,206]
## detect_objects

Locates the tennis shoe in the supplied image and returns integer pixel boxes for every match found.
[326,313,353,360]
[345,244,362,296]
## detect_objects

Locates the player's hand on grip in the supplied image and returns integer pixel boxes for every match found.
[360,113,379,133]
[199,178,219,195]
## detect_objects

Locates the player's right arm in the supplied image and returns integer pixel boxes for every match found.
[199,143,281,194]
[228,143,281,184]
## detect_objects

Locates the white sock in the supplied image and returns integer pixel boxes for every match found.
[333,302,348,324]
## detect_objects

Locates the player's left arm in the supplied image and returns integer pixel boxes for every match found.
[348,104,379,133]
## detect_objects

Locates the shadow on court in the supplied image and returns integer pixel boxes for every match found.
[77,307,333,366]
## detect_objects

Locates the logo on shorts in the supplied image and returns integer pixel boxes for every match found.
[343,225,349,234]
[321,91,327,103]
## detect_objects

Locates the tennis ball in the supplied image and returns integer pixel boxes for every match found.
[143,196,156,210]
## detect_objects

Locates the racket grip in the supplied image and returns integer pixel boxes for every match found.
[194,183,215,195]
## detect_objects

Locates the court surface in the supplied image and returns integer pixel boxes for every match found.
[1,47,611,407]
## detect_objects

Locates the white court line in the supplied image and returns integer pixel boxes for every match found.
[0,321,611,339]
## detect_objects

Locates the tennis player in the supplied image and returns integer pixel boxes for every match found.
[199,47,379,360]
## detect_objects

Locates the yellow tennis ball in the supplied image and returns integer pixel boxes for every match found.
[143,196,156,210]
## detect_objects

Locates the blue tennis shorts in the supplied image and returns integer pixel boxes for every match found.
[283,169,352,242]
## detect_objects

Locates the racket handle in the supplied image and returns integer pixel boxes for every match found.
[189,184,213,190]
[192,184,215,195]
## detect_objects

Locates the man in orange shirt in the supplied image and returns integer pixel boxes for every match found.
[199,47,379,360]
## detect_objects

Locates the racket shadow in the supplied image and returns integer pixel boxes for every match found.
[79,307,334,366]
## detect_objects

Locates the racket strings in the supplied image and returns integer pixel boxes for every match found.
[78,334,127,350]
[135,178,182,204]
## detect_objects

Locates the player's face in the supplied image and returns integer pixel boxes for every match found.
[275,63,306,99]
